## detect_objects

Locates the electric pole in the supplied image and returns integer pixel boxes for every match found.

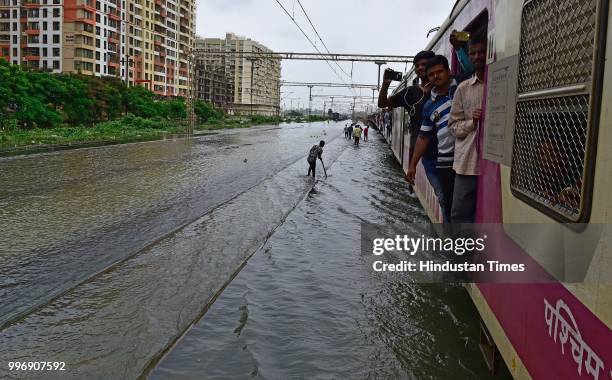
[246,57,258,115]
[374,60,387,91]
[308,85,313,117]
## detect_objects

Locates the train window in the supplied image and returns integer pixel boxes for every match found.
[510,0,606,222]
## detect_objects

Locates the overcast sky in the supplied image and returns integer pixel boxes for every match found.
[195,0,453,113]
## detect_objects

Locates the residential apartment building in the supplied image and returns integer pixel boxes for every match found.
[194,36,233,110]
[195,33,281,116]
[0,0,195,97]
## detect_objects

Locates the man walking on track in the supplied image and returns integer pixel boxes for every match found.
[353,125,362,146]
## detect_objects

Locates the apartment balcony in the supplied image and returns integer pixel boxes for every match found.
[24,28,40,35]
[154,0,162,5]
[77,17,95,26]
[22,0,41,8]
[108,32,119,44]
[77,0,95,11]
[24,54,40,61]
[108,9,121,21]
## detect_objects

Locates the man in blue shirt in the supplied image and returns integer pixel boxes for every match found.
[406,55,457,223]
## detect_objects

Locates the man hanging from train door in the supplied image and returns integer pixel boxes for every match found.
[378,50,436,197]
[406,55,458,223]
[448,33,487,223]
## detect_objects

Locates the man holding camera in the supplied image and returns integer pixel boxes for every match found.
[378,50,435,196]
[406,55,458,223]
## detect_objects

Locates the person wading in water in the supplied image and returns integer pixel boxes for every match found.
[307,140,325,178]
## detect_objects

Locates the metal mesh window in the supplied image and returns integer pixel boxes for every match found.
[517,0,597,93]
[510,0,602,222]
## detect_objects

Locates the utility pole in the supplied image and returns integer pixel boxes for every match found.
[374,60,387,91]
[308,85,313,117]
[323,101,326,116]
[246,57,258,115]
[186,52,195,136]
[277,81,281,117]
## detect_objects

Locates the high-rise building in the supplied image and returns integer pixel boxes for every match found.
[195,33,280,116]
[0,0,195,97]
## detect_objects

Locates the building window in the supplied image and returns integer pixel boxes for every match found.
[52,21,60,31]
[43,22,47,30]
[52,34,59,43]
[43,35,47,43]
[53,8,60,17]
[53,60,59,69]
[43,8,47,17]
[52,47,59,56]
[42,47,47,56]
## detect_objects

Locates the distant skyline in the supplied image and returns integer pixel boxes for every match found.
[195,0,453,113]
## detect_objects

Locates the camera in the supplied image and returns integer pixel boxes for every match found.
[452,30,470,42]
[383,69,403,82]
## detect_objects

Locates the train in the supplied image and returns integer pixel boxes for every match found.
[371,0,612,379]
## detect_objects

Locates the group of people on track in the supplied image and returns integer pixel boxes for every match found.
[343,122,368,146]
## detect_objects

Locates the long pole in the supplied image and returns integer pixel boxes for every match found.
[308,85,313,116]
[187,53,195,136]
[247,57,257,115]
[374,61,386,91]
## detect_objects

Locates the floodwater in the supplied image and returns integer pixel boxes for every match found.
[0,121,509,379]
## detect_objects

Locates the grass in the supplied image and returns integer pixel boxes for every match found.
[0,114,332,151]
[0,115,187,150]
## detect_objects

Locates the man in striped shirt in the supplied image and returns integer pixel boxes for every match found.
[406,55,457,223]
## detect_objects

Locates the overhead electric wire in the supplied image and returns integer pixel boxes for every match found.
[295,0,352,80]
[272,0,357,96]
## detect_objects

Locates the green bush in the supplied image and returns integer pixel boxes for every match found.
[0,61,223,132]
